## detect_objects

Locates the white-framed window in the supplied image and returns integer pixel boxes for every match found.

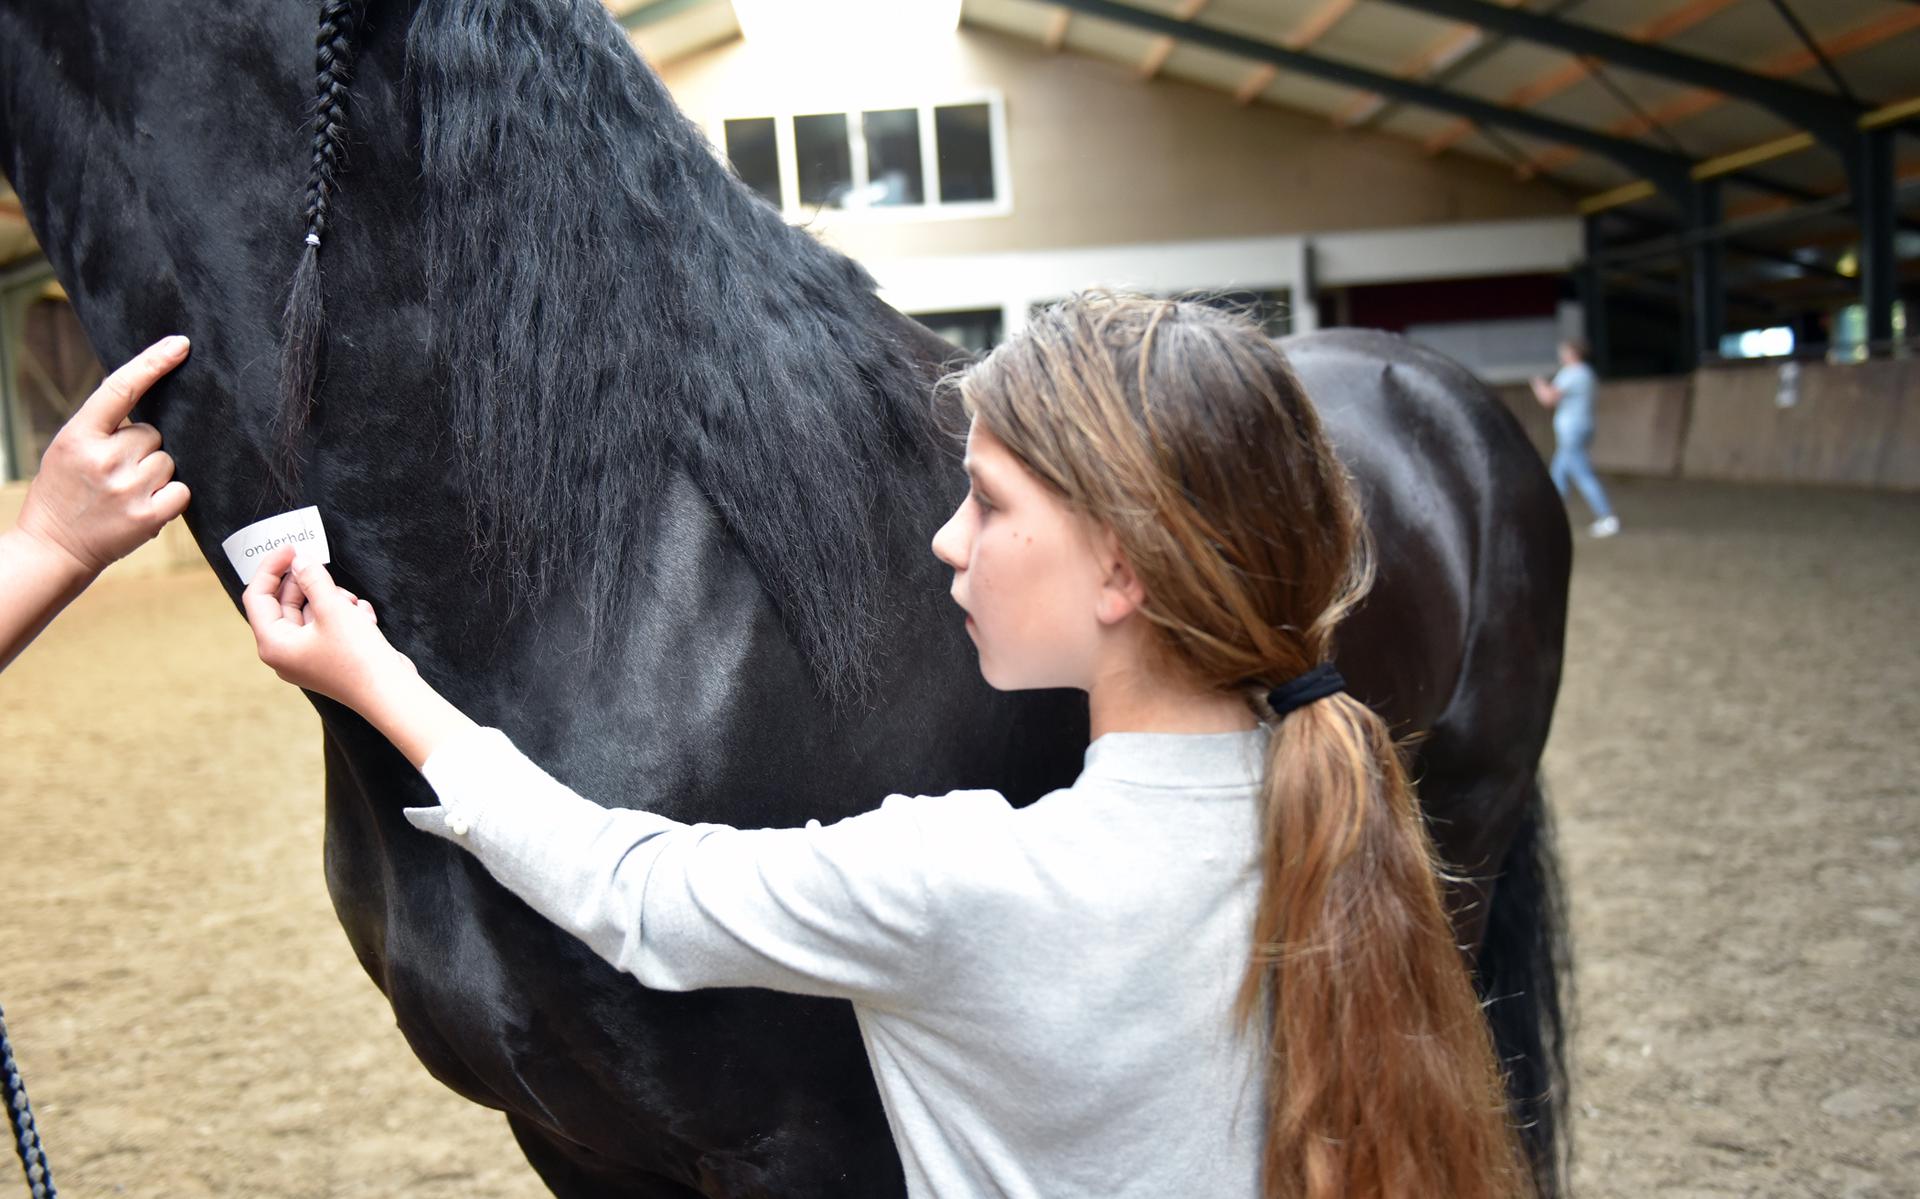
[1029,289,1294,338]
[910,306,1004,354]
[717,93,1011,222]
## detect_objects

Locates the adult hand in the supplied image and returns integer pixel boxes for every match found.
[15,336,193,576]
[244,547,407,710]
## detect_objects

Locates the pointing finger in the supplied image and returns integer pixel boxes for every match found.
[78,336,190,435]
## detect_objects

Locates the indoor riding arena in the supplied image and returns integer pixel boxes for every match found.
[2,2,1915,1197]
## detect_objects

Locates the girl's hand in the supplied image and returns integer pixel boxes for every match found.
[243,546,477,769]
[16,336,193,576]
[243,546,409,711]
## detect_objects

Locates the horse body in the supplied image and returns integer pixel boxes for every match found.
[0,2,1568,1195]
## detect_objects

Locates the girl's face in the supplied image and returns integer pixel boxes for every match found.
[931,419,1136,691]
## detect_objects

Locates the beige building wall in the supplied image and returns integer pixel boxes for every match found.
[659,26,1572,263]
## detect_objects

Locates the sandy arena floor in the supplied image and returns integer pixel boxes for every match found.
[1,476,1915,1197]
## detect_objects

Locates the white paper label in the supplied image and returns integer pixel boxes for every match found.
[220,506,331,581]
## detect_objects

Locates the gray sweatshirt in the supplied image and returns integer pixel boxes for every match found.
[407,724,1272,1198]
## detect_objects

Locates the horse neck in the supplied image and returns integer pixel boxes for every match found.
[0,1,371,556]
[0,0,492,571]
[3,0,960,704]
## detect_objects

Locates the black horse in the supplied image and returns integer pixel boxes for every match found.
[0,1,1571,1195]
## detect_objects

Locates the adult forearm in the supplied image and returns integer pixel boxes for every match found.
[0,527,99,672]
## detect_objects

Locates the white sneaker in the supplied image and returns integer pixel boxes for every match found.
[1590,515,1621,538]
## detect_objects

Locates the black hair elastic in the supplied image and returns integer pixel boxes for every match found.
[1266,662,1346,719]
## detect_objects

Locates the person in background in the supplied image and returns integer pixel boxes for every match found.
[1531,337,1620,538]
[0,336,192,673]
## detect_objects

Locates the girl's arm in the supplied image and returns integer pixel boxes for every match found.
[242,548,471,766]
[1,337,192,672]
[242,549,953,1004]
[243,549,480,764]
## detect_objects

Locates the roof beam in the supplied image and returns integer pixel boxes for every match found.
[1332,27,1479,127]
[1726,155,1920,225]
[1045,9,1072,52]
[1233,65,1278,105]
[1284,0,1359,49]
[614,0,711,31]
[1523,9,1920,180]
[1862,94,1920,131]
[1233,0,1354,105]
[1763,0,1860,107]
[1370,0,1864,144]
[1360,0,1586,134]
[1605,206,1855,287]
[1046,0,1693,192]
[1138,0,1210,80]
[1592,181,1920,269]
[1579,91,1920,222]
[1332,0,1525,129]
[1423,0,1742,155]
[1693,132,1815,182]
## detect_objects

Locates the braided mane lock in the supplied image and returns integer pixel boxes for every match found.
[276,0,358,481]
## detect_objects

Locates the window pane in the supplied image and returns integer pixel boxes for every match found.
[913,307,1003,355]
[934,103,994,203]
[862,109,924,207]
[1192,289,1291,338]
[723,117,781,207]
[794,112,853,209]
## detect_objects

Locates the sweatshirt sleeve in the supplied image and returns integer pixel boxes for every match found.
[404,725,958,1007]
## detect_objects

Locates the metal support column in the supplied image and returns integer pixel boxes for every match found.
[1289,238,1320,335]
[1690,179,1725,364]
[1855,128,1897,350]
[1579,215,1610,377]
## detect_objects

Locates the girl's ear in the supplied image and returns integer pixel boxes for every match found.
[1094,529,1148,627]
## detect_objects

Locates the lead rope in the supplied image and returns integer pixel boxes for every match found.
[0,1003,54,1199]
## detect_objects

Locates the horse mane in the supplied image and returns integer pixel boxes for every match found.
[280,0,947,703]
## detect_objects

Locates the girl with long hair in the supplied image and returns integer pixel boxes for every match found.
[244,293,1531,1199]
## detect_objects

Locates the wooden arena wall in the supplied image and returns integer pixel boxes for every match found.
[1494,359,1919,492]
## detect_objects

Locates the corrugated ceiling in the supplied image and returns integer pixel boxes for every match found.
[5,0,1916,270]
